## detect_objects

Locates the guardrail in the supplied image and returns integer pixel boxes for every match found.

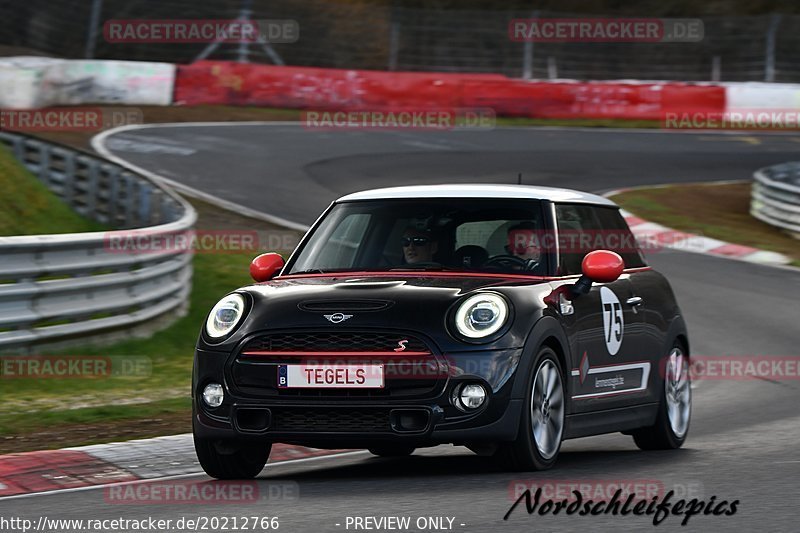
[0,132,197,353]
[751,162,800,239]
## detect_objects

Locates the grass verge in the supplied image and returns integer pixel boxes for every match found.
[0,145,106,235]
[611,182,800,266]
[0,398,192,453]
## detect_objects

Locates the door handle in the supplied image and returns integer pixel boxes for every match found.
[626,296,644,306]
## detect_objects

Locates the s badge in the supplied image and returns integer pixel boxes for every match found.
[600,287,624,355]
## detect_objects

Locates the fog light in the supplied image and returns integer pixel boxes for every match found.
[454,383,487,411]
[203,383,224,408]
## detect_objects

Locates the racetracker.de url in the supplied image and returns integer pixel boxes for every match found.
[0,515,280,532]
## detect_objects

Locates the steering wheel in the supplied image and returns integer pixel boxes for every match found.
[484,254,529,270]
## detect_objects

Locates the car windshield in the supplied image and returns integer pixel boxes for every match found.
[287,198,550,275]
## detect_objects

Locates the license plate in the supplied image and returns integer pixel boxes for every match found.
[278,364,384,388]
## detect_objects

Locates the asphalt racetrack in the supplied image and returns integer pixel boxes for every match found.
[4,125,799,532]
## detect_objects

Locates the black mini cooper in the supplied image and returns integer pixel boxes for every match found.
[193,185,691,479]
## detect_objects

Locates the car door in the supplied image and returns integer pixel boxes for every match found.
[595,206,671,406]
[554,204,651,414]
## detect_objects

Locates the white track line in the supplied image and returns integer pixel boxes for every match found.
[92,124,310,232]
[93,122,799,236]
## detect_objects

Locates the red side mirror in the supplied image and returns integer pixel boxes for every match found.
[250,253,285,282]
[581,250,625,283]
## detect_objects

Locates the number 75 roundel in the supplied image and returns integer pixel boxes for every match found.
[600,286,624,355]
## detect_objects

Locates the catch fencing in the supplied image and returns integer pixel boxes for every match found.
[1,1,799,82]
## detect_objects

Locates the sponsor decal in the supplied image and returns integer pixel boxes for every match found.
[595,375,625,389]
[571,360,649,399]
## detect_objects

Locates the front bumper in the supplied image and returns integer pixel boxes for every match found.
[193,344,524,447]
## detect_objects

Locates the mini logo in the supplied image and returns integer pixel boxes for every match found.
[323,313,353,324]
[394,339,409,352]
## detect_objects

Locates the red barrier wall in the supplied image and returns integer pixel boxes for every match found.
[461,80,725,119]
[174,61,725,120]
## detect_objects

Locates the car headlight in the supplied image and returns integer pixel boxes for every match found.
[205,293,246,339]
[454,293,509,339]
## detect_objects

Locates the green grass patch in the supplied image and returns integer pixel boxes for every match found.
[0,145,106,235]
[0,397,193,452]
[612,182,800,265]
[0,397,191,437]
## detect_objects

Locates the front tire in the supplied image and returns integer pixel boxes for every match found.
[194,434,271,479]
[496,347,565,471]
[632,343,691,450]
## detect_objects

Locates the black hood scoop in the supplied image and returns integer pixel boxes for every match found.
[297,299,395,313]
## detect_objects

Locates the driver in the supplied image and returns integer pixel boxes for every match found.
[401,227,438,264]
[506,221,542,270]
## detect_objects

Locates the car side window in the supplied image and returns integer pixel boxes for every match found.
[554,204,598,275]
[593,207,647,269]
[555,204,646,275]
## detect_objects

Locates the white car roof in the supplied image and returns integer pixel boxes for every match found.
[336,184,617,207]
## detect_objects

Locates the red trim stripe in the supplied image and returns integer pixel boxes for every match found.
[241,350,431,357]
[277,271,552,281]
